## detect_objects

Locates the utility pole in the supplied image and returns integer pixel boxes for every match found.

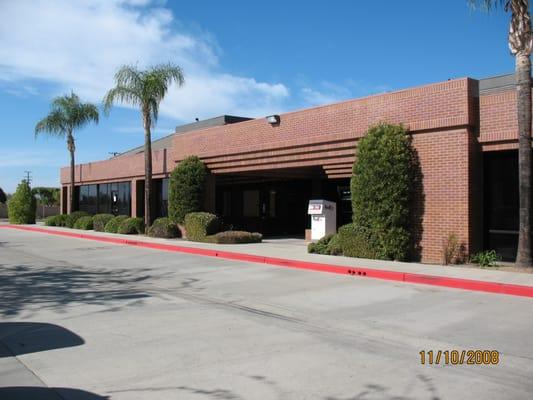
[24,170,32,185]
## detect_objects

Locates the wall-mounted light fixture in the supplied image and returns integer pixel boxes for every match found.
[266,114,280,125]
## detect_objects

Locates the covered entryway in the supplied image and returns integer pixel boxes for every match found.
[214,167,351,237]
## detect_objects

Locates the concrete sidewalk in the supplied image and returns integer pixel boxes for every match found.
[6,224,533,289]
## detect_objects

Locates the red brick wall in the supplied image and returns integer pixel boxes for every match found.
[410,129,472,262]
[479,88,533,151]
[60,148,171,184]
[172,78,475,177]
[479,90,518,148]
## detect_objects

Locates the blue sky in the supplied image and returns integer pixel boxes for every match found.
[0,0,513,192]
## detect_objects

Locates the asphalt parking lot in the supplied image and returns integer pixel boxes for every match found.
[1,228,533,400]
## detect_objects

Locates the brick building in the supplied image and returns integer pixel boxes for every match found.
[60,73,523,263]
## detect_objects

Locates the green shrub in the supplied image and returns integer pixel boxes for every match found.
[7,180,36,224]
[350,123,412,260]
[207,231,262,244]
[147,217,181,238]
[337,223,379,259]
[308,234,335,254]
[118,217,145,235]
[168,156,207,223]
[326,233,343,256]
[184,212,220,241]
[104,215,129,233]
[44,215,60,226]
[93,213,115,232]
[73,216,94,230]
[54,214,69,227]
[65,211,90,228]
[470,250,501,268]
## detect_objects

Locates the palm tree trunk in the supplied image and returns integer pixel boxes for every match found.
[67,133,76,214]
[515,53,533,267]
[143,113,153,227]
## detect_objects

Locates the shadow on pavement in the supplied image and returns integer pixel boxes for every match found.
[0,263,152,316]
[0,386,109,400]
[0,322,84,357]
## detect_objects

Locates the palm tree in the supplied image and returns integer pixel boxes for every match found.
[103,64,184,227]
[470,0,533,267]
[35,92,99,214]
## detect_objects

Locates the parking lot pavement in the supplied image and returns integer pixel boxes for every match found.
[1,228,533,400]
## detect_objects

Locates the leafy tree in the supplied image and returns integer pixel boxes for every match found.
[0,187,6,204]
[7,180,36,224]
[469,0,532,266]
[103,64,184,227]
[32,187,60,206]
[35,93,99,214]
[168,156,207,224]
[350,123,412,260]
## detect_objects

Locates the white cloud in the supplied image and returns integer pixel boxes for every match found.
[0,0,289,120]
[300,79,392,107]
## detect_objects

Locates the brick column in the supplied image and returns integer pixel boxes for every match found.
[131,179,138,217]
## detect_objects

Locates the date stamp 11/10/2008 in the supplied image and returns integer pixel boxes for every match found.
[419,350,500,365]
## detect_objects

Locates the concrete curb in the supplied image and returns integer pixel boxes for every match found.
[3,224,533,298]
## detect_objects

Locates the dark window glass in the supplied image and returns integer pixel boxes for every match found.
[98,183,111,214]
[87,184,97,215]
[118,182,131,216]
[160,178,169,217]
[78,185,89,213]
[484,151,518,261]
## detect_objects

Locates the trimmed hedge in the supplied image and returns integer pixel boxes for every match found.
[73,215,94,230]
[7,181,36,224]
[147,217,180,238]
[104,215,129,233]
[44,215,60,226]
[93,213,115,232]
[45,214,70,227]
[350,123,412,261]
[207,231,262,244]
[308,234,334,254]
[184,212,220,241]
[337,223,378,259]
[168,156,207,223]
[55,214,69,227]
[118,217,145,234]
[65,211,90,228]
[307,233,343,255]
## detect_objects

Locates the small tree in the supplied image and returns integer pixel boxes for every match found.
[168,156,207,224]
[32,187,60,206]
[0,187,6,204]
[350,123,413,260]
[7,180,36,224]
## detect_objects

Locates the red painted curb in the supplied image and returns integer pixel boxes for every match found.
[3,224,533,298]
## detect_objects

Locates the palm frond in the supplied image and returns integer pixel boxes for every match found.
[74,103,100,127]
[36,92,99,138]
[35,109,68,138]
[114,65,143,91]
[104,62,184,125]
[103,86,142,115]
[468,0,509,11]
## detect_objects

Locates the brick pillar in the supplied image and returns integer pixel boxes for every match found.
[131,179,138,217]
[66,186,72,214]
[60,186,67,214]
